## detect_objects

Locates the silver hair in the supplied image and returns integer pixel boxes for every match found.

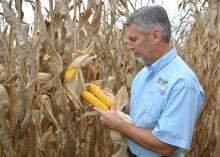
[124,5,171,43]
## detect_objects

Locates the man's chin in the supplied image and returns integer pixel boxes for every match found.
[137,57,146,64]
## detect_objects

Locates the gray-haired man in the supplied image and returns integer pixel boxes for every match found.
[95,5,205,157]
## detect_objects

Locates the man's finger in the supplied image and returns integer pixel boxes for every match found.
[93,107,105,114]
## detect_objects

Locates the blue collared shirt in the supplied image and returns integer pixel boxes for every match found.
[128,47,205,157]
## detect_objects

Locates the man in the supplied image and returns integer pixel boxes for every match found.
[95,5,205,157]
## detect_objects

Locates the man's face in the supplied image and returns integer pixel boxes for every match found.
[126,24,155,64]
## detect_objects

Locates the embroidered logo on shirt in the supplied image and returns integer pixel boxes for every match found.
[157,77,168,93]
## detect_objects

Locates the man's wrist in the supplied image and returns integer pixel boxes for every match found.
[115,118,131,133]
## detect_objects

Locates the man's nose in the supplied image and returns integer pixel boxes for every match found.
[127,42,134,50]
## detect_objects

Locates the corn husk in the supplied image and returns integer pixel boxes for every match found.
[109,111,132,142]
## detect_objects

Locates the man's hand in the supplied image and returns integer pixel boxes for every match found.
[94,105,122,130]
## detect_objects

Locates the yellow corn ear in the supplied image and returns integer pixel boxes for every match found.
[82,91,109,111]
[89,83,114,108]
[64,66,76,82]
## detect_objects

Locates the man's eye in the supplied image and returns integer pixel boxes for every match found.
[129,38,137,42]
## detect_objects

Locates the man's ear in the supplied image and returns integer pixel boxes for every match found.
[152,28,162,44]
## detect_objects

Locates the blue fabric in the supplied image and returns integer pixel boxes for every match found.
[127,47,205,157]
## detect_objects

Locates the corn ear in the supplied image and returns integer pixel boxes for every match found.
[64,66,76,82]
[89,83,114,108]
[82,91,109,111]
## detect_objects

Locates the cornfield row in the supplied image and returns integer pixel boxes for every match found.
[0,0,220,157]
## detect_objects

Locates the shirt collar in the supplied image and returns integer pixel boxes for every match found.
[145,47,177,75]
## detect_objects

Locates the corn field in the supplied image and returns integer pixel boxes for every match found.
[0,0,220,157]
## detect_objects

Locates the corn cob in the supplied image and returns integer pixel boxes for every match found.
[64,66,76,82]
[89,83,114,108]
[82,91,109,111]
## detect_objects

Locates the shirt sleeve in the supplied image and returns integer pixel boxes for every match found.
[152,79,205,149]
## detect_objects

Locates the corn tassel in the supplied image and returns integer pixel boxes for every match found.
[89,83,114,108]
[64,66,76,82]
[82,91,109,111]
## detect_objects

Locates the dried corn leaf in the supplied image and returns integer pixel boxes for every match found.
[41,95,59,129]
[71,54,97,68]
[0,85,10,103]
[91,1,102,29]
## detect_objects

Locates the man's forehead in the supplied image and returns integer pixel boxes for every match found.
[125,24,143,36]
